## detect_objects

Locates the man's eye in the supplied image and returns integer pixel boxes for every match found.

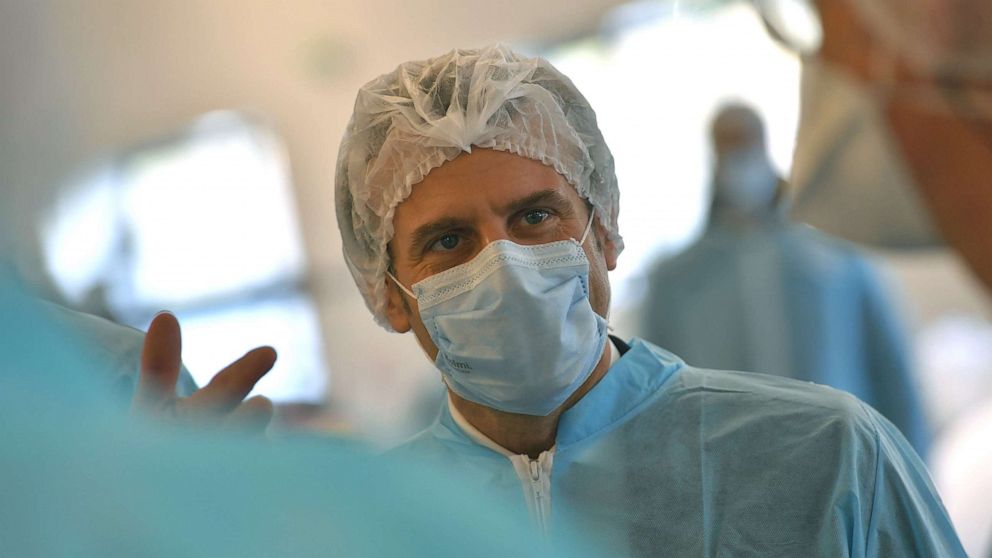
[430,233,461,252]
[523,209,551,226]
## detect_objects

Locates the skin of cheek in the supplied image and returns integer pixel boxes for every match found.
[384,275,440,361]
[403,292,440,362]
[583,222,614,321]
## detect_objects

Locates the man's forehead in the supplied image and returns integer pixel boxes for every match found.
[392,150,580,226]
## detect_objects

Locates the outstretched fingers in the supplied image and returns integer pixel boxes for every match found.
[183,346,277,418]
[224,395,275,434]
[134,312,183,412]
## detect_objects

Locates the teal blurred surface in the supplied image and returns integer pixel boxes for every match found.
[0,270,596,557]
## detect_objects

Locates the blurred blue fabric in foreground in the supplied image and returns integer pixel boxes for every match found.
[0,268,594,557]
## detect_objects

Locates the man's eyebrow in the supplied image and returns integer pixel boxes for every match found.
[408,217,473,253]
[501,189,576,216]
[404,189,576,254]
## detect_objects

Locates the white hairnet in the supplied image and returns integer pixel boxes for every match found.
[335,44,621,329]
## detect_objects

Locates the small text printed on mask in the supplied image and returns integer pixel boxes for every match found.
[449,360,472,372]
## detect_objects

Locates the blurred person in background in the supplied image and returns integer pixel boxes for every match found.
[640,102,929,456]
[333,44,963,556]
[772,0,992,555]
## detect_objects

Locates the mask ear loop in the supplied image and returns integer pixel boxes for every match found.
[578,210,596,246]
[575,210,614,332]
[385,269,417,300]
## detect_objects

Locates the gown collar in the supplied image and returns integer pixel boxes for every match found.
[433,338,685,454]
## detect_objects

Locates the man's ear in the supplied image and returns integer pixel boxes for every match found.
[385,277,413,333]
[597,221,619,272]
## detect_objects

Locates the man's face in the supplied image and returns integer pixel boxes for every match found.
[384,148,619,360]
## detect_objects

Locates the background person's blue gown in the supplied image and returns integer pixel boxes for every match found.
[640,213,930,456]
[400,339,964,557]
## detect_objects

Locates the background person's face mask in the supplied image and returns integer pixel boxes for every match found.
[714,147,780,214]
[788,58,942,248]
[388,214,609,416]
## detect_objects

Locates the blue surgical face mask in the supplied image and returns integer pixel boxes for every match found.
[387,214,609,416]
[714,147,780,214]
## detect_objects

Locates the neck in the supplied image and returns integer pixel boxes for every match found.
[712,206,771,228]
[712,198,783,228]
[449,340,614,459]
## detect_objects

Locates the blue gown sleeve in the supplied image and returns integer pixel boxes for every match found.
[44,303,199,400]
[860,402,965,556]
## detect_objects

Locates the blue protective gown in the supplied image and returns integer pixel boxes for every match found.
[400,339,964,557]
[640,215,930,457]
[43,302,199,400]
[1,272,591,558]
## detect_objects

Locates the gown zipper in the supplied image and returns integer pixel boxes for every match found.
[510,450,554,537]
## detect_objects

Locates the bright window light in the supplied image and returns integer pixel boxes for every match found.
[41,165,120,305]
[42,112,327,403]
[116,114,305,307]
[177,293,327,403]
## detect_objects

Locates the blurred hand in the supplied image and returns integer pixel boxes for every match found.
[132,312,275,434]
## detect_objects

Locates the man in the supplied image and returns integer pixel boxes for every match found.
[642,103,929,456]
[332,44,964,555]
